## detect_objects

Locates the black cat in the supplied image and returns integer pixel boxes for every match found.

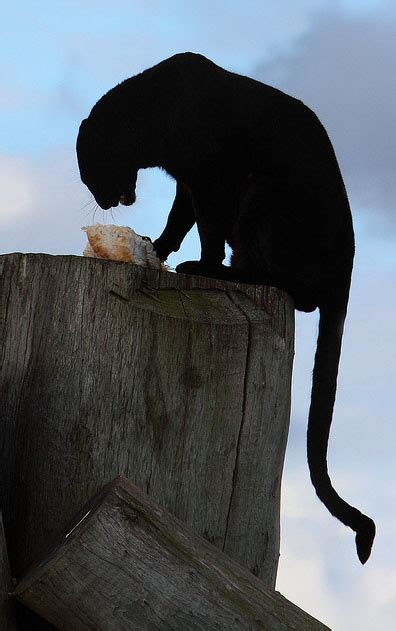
[77,52,375,563]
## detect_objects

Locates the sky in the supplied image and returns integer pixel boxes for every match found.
[1,1,395,628]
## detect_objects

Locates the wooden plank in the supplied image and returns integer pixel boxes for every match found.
[14,477,329,631]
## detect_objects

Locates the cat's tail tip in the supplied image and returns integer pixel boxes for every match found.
[356,516,376,564]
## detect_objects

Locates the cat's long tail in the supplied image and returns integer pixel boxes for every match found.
[307,305,376,563]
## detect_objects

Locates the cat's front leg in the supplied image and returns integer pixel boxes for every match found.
[175,183,232,279]
[153,181,195,261]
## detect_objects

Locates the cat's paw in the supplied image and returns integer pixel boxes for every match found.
[152,238,173,262]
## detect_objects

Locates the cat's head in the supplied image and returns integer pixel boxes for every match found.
[76,117,137,210]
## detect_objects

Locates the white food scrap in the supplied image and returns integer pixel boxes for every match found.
[82,224,166,269]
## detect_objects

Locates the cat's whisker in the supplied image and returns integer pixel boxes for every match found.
[81,198,96,211]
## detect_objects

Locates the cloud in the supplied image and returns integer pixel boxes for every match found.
[254,6,396,229]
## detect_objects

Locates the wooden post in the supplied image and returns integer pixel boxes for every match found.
[1,252,294,626]
[14,476,329,631]
[0,511,17,630]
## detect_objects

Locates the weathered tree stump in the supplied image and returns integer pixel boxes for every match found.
[1,252,294,627]
[14,476,329,631]
[0,511,17,630]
